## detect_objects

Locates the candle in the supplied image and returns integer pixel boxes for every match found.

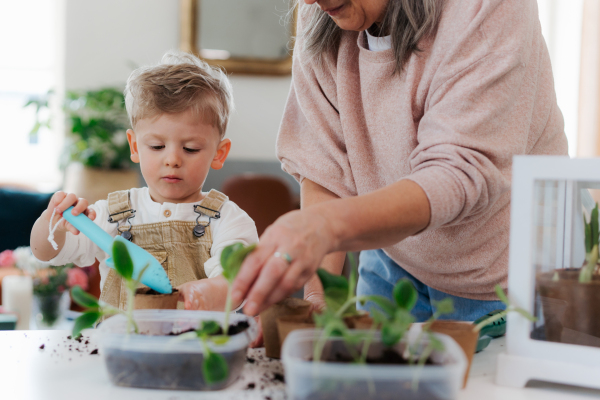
[2,275,33,330]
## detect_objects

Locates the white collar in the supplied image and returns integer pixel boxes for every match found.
[365,30,392,52]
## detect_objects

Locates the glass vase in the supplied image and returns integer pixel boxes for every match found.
[33,291,70,328]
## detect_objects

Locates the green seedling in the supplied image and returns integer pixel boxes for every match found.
[472,285,537,333]
[71,240,150,337]
[220,242,256,335]
[313,254,455,393]
[175,242,257,385]
[580,203,600,283]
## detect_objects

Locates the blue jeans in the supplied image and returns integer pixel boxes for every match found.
[356,249,505,322]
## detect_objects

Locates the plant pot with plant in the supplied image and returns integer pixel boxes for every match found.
[537,203,600,347]
[281,255,467,400]
[71,242,257,390]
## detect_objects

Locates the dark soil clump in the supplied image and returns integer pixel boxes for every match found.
[166,320,250,337]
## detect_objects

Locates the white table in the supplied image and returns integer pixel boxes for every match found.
[0,330,599,400]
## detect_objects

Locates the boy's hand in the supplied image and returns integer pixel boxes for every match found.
[45,191,96,236]
[177,276,232,311]
[178,280,211,310]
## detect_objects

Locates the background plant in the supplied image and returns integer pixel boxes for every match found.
[25,88,134,170]
[580,203,600,283]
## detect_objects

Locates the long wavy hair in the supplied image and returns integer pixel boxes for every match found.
[297,0,444,73]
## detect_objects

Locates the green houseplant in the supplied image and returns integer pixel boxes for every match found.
[25,88,139,202]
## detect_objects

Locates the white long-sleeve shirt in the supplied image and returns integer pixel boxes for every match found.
[49,187,258,291]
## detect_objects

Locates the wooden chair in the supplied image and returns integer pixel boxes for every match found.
[221,174,296,236]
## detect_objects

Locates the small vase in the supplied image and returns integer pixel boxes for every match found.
[33,291,70,328]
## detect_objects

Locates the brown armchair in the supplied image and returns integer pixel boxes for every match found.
[221,174,297,236]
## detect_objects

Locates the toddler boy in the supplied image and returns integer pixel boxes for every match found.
[31,51,258,311]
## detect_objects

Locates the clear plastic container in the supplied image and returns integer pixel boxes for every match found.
[282,329,466,400]
[98,310,257,390]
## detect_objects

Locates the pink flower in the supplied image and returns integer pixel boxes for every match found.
[67,267,89,291]
[0,250,15,267]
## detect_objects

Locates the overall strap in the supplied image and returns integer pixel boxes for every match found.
[107,190,135,223]
[195,189,228,217]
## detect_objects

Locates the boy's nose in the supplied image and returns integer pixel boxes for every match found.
[165,151,181,167]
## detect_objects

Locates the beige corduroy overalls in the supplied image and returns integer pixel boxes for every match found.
[98,189,228,311]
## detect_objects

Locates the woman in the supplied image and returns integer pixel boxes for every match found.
[231,0,567,321]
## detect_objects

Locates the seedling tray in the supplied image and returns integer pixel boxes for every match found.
[98,310,257,390]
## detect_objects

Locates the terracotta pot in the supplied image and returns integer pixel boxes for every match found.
[537,270,600,347]
[260,298,311,358]
[133,287,179,310]
[430,320,479,388]
[63,163,140,203]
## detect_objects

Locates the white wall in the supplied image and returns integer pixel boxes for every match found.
[62,0,290,162]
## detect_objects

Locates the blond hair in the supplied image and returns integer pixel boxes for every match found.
[124,50,234,137]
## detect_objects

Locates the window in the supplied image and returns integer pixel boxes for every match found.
[0,0,60,191]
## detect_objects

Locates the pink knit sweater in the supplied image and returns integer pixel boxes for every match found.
[277,0,568,300]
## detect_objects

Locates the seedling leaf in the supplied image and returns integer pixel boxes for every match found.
[210,336,230,345]
[72,311,101,338]
[71,285,99,309]
[112,240,133,280]
[494,285,510,305]
[393,278,417,311]
[221,243,256,283]
[197,320,221,337]
[203,352,228,384]
[362,295,396,317]
[323,287,348,313]
[432,298,454,316]
[316,268,349,294]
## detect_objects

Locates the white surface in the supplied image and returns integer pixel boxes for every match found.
[0,329,598,399]
[1,275,33,330]
[0,330,285,400]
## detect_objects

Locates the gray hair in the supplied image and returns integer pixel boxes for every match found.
[124,50,234,137]
[298,0,444,74]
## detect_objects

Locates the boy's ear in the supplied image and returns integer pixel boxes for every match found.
[126,129,140,163]
[211,138,231,170]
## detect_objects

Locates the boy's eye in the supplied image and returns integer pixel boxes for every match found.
[184,147,200,153]
[150,145,164,150]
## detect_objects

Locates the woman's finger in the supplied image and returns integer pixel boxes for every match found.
[243,254,294,315]
[230,242,276,306]
[263,262,307,308]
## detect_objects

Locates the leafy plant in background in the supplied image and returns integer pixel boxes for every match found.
[580,203,600,283]
[71,240,149,337]
[25,88,134,170]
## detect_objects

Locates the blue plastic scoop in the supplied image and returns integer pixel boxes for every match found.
[62,206,173,294]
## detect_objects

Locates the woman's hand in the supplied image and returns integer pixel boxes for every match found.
[231,207,336,316]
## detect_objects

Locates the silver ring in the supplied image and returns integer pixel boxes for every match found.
[273,251,293,265]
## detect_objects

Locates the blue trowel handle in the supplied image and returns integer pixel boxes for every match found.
[62,207,113,255]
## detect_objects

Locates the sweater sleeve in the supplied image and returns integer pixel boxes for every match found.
[406,0,549,229]
[276,30,357,198]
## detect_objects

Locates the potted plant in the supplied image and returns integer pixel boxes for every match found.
[71,241,257,390]
[537,203,600,346]
[281,257,467,400]
[3,246,89,328]
[25,88,139,203]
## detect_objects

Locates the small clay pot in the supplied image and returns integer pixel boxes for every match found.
[260,298,311,358]
[537,270,600,347]
[430,320,479,388]
[277,314,315,350]
[133,287,179,310]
